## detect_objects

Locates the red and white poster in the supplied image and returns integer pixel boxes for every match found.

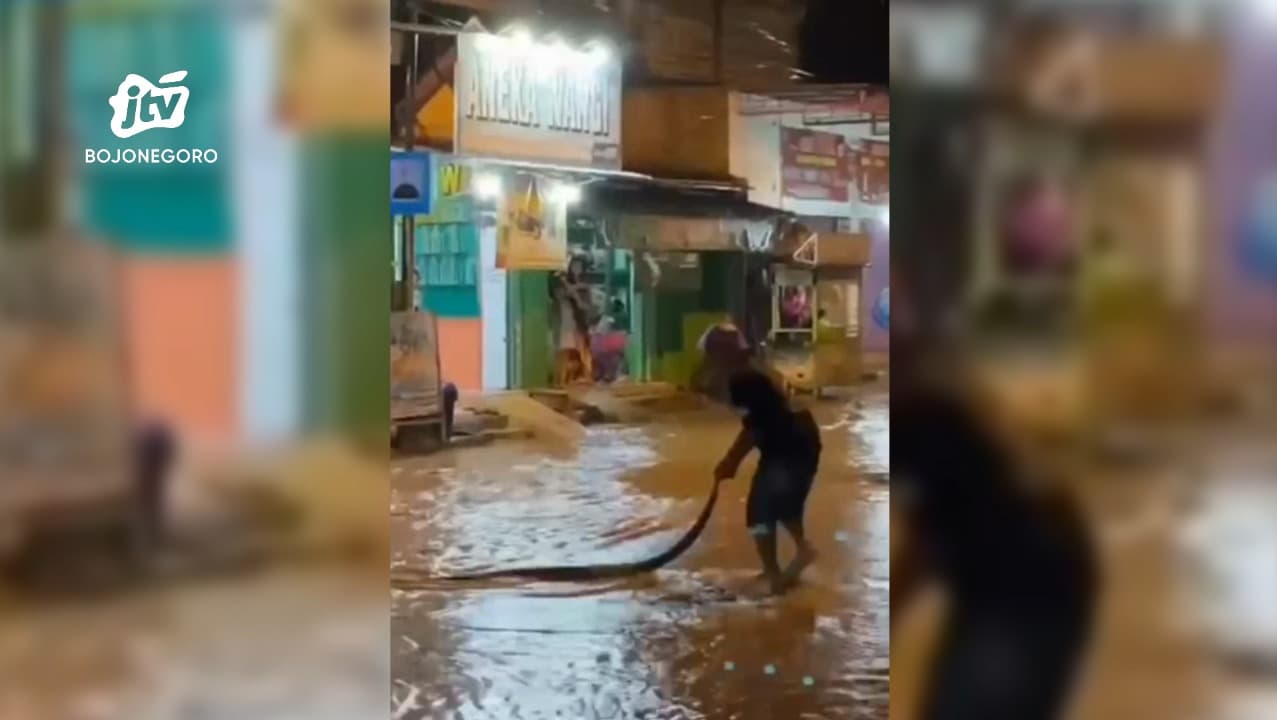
[781,128,852,203]
[858,139,890,204]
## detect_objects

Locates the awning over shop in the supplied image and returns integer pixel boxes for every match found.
[774,228,872,267]
[998,30,1223,126]
[616,214,777,253]
[583,177,782,222]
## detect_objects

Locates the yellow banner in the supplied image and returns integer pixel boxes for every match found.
[496,173,568,271]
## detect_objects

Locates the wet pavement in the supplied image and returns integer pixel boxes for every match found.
[0,441,391,720]
[391,390,890,720]
[0,566,387,720]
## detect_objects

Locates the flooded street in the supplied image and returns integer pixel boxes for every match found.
[0,567,387,720]
[391,390,890,720]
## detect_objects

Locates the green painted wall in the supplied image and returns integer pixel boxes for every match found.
[626,250,647,381]
[301,135,390,446]
[508,270,553,390]
[648,252,738,386]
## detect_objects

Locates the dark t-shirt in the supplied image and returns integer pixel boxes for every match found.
[729,369,821,474]
[892,385,1095,618]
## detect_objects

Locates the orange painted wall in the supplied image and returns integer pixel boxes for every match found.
[119,257,238,443]
[437,318,483,391]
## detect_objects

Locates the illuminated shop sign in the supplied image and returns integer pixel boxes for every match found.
[455,31,622,169]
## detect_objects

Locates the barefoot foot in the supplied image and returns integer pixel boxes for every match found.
[781,547,818,588]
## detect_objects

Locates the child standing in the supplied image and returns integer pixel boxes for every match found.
[715,366,823,594]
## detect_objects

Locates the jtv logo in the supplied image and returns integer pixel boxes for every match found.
[88,70,217,165]
[108,70,190,139]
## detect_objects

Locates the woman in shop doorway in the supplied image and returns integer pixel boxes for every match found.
[551,256,594,386]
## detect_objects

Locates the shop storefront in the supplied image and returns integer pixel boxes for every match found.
[764,226,872,393]
[613,211,777,388]
[391,153,488,392]
[395,22,627,391]
[562,213,636,384]
[970,28,1222,432]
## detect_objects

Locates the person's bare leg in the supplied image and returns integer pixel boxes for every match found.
[750,524,785,594]
[780,518,818,587]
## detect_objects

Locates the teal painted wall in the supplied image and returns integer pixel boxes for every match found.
[415,222,479,318]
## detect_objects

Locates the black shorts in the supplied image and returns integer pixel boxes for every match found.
[745,460,816,533]
[920,611,1091,720]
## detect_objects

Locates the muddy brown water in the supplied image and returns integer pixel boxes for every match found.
[391,392,890,719]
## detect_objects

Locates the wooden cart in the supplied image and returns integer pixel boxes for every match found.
[0,237,144,558]
[390,310,446,448]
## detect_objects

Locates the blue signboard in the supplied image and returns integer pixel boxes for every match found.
[391,151,433,216]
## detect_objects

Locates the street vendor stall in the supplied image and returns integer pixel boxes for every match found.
[766,228,871,395]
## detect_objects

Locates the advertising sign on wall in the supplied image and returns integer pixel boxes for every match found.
[781,128,852,203]
[497,173,568,270]
[454,32,622,169]
[391,150,433,216]
[417,156,474,225]
[858,139,890,204]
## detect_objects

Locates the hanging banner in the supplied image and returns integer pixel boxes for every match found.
[857,139,890,204]
[781,128,852,203]
[497,173,568,270]
[454,31,622,169]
